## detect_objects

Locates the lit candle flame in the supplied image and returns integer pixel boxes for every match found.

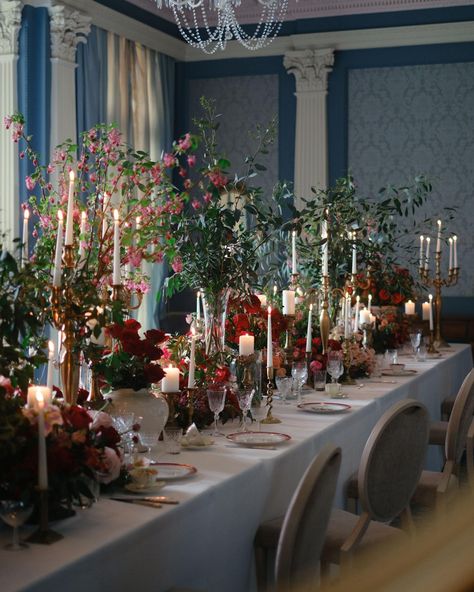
[69,170,75,181]
[113,209,119,222]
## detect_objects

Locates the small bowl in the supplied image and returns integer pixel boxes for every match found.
[390,363,406,371]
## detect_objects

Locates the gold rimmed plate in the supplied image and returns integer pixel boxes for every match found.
[226,431,291,447]
[148,462,197,480]
[382,369,418,377]
[297,401,351,414]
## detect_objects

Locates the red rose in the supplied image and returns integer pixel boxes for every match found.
[106,323,123,339]
[391,292,404,305]
[62,405,92,430]
[328,339,342,351]
[379,289,390,302]
[121,328,140,343]
[96,425,121,448]
[295,337,306,348]
[243,294,262,315]
[214,366,230,384]
[312,337,321,349]
[144,329,166,344]
[144,364,165,384]
[233,313,250,333]
[124,319,141,331]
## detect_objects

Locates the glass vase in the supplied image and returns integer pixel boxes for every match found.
[202,288,231,358]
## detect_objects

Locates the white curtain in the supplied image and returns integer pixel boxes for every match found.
[106,33,173,330]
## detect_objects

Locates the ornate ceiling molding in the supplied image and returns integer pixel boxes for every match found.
[0,0,23,56]
[49,3,91,62]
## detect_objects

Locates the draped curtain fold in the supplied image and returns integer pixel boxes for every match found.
[77,28,175,330]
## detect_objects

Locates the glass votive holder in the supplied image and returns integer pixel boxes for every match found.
[164,427,182,454]
[313,370,327,391]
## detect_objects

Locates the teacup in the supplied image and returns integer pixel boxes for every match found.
[325,383,342,397]
[129,466,159,489]
[389,363,406,372]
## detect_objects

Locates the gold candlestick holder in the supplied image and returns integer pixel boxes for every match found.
[305,351,312,386]
[283,314,296,363]
[320,274,330,355]
[261,366,281,424]
[361,322,374,349]
[427,329,438,354]
[27,489,63,545]
[162,391,181,429]
[341,338,356,385]
[290,272,299,291]
[236,352,259,390]
[420,252,460,349]
[183,387,197,429]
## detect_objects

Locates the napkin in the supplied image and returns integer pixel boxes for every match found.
[181,423,213,447]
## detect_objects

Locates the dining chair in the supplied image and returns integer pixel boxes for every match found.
[411,368,474,509]
[321,399,429,570]
[254,444,341,592]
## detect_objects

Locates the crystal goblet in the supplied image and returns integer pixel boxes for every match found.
[0,500,33,551]
[207,386,226,436]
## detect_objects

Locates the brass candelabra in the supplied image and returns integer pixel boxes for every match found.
[420,252,460,349]
[261,366,281,424]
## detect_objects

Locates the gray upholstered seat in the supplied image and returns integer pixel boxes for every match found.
[321,399,429,569]
[254,444,341,592]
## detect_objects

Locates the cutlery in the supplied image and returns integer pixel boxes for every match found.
[111,496,179,505]
[111,498,162,508]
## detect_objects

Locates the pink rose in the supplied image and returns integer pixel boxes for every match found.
[25,176,36,191]
[97,447,122,484]
[163,153,176,168]
[171,256,183,273]
[90,411,114,431]
[178,132,192,151]
[187,155,196,167]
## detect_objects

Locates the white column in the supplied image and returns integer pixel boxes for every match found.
[284,48,334,209]
[0,0,22,246]
[49,3,90,162]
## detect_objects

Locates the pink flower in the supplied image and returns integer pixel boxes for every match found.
[127,247,143,267]
[107,128,121,147]
[19,151,25,159]
[97,447,122,484]
[47,164,55,174]
[171,256,183,274]
[209,171,227,188]
[187,155,196,167]
[0,375,14,395]
[191,199,201,210]
[178,133,192,151]
[163,153,176,168]
[25,176,36,191]
[204,192,212,203]
[3,116,12,129]
[310,360,323,373]
[90,411,114,431]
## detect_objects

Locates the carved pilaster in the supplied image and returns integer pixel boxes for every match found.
[49,3,91,63]
[0,0,22,56]
[284,49,334,206]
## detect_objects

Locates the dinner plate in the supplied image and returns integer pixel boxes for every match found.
[226,431,291,447]
[124,481,166,494]
[297,401,351,414]
[382,369,417,377]
[181,438,214,450]
[148,462,197,480]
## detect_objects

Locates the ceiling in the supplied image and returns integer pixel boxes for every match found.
[126,0,474,25]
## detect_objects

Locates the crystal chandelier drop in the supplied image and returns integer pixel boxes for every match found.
[155,0,289,54]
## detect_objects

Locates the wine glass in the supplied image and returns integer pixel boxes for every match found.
[275,376,293,404]
[410,330,422,359]
[327,351,344,384]
[236,388,255,432]
[291,362,308,402]
[0,500,33,551]
[207,386,226,436]
[251,397,268,431]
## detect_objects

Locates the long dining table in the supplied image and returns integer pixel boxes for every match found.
[1,344,472,592]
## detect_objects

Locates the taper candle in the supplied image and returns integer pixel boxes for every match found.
[101,192,110,239]
[424,237,431,271]
[354,295,360,332]
[291,230,297,274]
[78,211,87,267]
[367,294,372,314]
[22,208,29,266]
[419,235,424,268]
[188,329,196,388]
[428,294,434,331]
[267,307,273,368]
[351,232,357,275]
[448,237,453,271]
[65,170,75,246]
[305,304,313,353]
[436,219,442,253]
[35,388,48,490]
[196,291,201,321]
[344,293,350,339]
[52,211,64,288]
[321,219,328,277]
[46,340,54,391]
[113,209,121,285]
[453,235,458,268]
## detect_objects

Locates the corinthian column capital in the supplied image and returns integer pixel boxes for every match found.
[49,3,91,63]
[284,48,334,93]
[0,0,22,56]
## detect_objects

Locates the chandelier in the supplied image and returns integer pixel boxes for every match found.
[155,0,289,54]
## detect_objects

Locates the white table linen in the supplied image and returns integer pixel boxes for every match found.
[0,344,471,592]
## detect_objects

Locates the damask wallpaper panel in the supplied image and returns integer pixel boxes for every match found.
[348,62,474,297]
[187,74,279,202]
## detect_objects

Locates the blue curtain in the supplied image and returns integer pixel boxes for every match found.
[76,25,108,136]
[17,5,51,235]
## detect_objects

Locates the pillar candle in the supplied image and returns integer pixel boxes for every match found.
[267,307,273,368]
[360,309,371,325]
[428,294,434,331]
[436,219,442,253]
[419,235,424,268]
[65,170,75,246]
[35,388,48,490]
[448,237,453,271]
[113,209,121,285]
[351,232,357,275]
[239,333,255,357]
[187,329,196,389]
[291,230,297,274]
[305,304,313,353]
[46,340,55,391]
[367,294,372,314]
[52,211,64,288]
[354,295,360,332]
[453,235,458,268]
[27,385,52,408]
[422,301,430,321]
[22,208,29,266]
[161,366,180,392]
[256,294,267,308]
[196,291,201,321]
[404,300,415,315]
[424,237,431,271]
[282,290,296,315]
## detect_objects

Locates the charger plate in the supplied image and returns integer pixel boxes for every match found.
[382,369,417,377]
[297,401,351,414]
[226,431,291,447]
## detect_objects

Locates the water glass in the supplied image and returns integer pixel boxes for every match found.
[164,427,182,454]
[275,376,293,404]
[327,351,344,384]
[0,500,33,551]
[251,398,268,431]
[409,331,422,358]
[417,344,427,362]
[207,386,226,436]
[386,349,398,365]
[313,370,327,391]
[291,362,308,402]
[236,388,255,431]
